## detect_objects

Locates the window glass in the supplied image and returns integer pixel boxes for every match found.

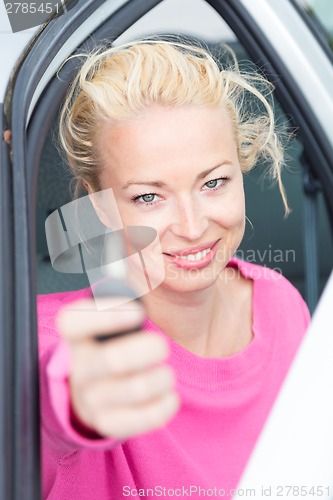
[115,0,236,44]
[37,0,333,305]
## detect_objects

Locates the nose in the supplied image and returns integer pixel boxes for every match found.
[168,196,208,241]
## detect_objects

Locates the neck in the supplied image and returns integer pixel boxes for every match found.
[142,269,252,358]
[145,283,235,357]
[144,288,217,353]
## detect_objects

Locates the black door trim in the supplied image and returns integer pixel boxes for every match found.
[0,104,16,500]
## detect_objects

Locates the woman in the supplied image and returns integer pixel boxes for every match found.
[38,40,310,499]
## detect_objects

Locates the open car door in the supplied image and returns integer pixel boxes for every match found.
[1,1,333,498]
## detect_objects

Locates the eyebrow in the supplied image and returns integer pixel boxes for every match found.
[121,161,232,190]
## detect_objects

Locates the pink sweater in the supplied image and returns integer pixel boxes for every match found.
[38,259,310,499]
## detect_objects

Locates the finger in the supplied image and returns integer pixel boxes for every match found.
[93,392,180,439]
[82,365,176,408]
[3,130,12,145]
[70,332,169,381]
[56,298,144,342]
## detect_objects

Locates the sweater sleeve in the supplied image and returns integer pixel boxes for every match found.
[284,277,311,332]
[38,294,120,458]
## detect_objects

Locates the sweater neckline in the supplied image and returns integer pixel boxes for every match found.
[143,258,273,390]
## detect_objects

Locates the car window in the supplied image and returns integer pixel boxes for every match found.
[37,0,333,309]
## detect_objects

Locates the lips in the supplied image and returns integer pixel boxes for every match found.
[164,240,219,257]
[163,239,220,270]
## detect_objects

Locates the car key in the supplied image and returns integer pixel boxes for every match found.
[93,229,144,342]
[93,277,143,342]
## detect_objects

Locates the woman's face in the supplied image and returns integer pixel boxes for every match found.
[95,105,245,294]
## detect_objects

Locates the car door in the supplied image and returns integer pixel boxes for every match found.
[1,1,333,499]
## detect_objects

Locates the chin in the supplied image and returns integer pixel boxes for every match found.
[161,267,222,294]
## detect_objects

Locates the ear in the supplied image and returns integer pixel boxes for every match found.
[82,181,108,227]
[84,182,123,229]
[82,180,91,193]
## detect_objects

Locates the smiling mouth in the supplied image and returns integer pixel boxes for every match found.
[164,240,219,257]
[169,247,212,262]
[163,240,220,268]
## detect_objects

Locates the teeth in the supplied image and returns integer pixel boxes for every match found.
[175,248,211,261]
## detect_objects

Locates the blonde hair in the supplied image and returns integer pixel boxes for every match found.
[59,39,290,214]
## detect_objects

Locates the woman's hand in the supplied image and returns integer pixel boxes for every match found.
[56,298,179,440]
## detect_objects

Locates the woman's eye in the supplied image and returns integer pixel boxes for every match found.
[203,177,228,190]
[141,194,155,203]
[205,179,219,189]
[131,193,160,205]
